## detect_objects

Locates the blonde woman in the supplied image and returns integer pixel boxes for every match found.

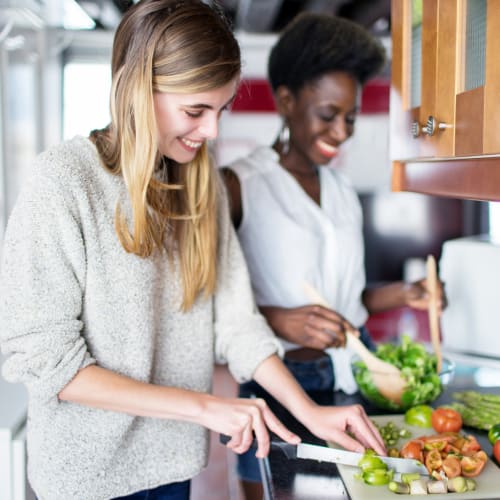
[0,2,385,499]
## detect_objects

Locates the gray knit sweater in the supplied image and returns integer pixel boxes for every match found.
[0,136,281,500]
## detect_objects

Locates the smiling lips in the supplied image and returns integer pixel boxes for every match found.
[180,137,203,151]
[317,139,338,159]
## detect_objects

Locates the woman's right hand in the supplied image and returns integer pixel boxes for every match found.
[196,395,300,458]
[260,305,351,350]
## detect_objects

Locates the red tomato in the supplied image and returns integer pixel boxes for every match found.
[431,407,463,433]
[400,440,424,462]
[494,440,500,463]
[442,455,461,479]
[460,455,486,477]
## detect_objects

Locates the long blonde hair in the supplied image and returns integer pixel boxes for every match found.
[91,0,241,310]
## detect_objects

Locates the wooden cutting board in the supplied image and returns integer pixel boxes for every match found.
[337,415,500,500]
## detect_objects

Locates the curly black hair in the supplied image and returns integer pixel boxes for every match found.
[268,12,386,94]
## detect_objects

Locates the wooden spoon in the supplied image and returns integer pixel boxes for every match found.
[426,255,443,373]
[303,283,407,404]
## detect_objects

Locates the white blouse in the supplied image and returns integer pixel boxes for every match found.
[228,146,368,393]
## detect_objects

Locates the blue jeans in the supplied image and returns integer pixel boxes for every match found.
[237,326,374,482]
[112,480,191,500]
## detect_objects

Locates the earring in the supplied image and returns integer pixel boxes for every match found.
[279,123,290,155]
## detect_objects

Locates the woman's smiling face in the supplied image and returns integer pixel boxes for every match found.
[283,71,359,168]
[153,78,239,163]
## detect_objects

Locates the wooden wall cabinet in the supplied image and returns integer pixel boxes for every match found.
[390,0,500,201]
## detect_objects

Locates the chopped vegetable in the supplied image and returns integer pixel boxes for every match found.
[405,405,434,428]
[460,454,487,477]
[450,391,500,430]
[388,480,410,494]
[441,455,461,479]
[400,472,420,484]
[409,478,428,495]
[373,419,412,447]
[362,468,394,486]
[353,336,441,410]
[427,479,447,494]
[465,478,476,491]
[356,449,394,486]
[447,476,468,493]
[399,439,424,462]
[357,449,387,472]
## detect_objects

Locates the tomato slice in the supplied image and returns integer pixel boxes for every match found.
[425,449,443,474]
[400,440,424,462]
[442,455,461,479]
[460,455,486,477]
[424,439,447,451]
[461,435,482,455]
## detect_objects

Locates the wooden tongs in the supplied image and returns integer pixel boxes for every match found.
[426,255,443,373]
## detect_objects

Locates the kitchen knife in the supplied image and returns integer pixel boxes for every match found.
[296,442,429,475]
[219,435,428,475]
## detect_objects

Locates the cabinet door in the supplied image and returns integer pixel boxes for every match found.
[391,0,500,200]
[391,0,458,160]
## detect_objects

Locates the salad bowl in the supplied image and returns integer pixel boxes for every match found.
[351,337,455,411]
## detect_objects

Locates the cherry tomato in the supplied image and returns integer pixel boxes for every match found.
[425,449,443,474]
[460,455,486,477]
[431,407,463,433]
[442,455,461,479]
[493,440,500,463]
[400,440,424,462]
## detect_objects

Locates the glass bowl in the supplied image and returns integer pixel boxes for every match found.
[351,355,455,412]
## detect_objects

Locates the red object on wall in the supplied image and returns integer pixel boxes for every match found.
[365,307,431,343]
[231,78,390,114]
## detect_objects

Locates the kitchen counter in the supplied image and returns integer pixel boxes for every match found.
[253,363,500,500]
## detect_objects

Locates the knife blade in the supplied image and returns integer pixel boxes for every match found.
[297,443,429,475]
[219,435,428,475]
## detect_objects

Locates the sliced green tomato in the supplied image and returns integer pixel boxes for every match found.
[362,468,394,486]
[357,451,388,472]
[488,423,500,445]
[404,405,433,427]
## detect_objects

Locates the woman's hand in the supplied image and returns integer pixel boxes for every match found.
[260,305,352,350]
[299,403,387,456]
[405,278,447,313]
[197,395,300,458]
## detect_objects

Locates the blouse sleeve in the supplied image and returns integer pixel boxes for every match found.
[0,167,94,405]
[213,176,283,383]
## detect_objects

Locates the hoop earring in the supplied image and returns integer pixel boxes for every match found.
[279,123,290,155]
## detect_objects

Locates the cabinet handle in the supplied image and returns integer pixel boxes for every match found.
[411,117,451,138]
[411,120,421,138]
[423,115,451,136]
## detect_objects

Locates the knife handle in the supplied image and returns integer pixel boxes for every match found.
[218,433,297,459]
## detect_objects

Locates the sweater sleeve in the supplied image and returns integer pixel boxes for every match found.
[0,167,95,404]
[213,177,283,383]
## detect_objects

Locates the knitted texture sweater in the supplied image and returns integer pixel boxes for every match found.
[0,136,281,500]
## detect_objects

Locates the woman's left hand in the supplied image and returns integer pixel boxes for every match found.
[405,278,447,312]
[299,403,387,456]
